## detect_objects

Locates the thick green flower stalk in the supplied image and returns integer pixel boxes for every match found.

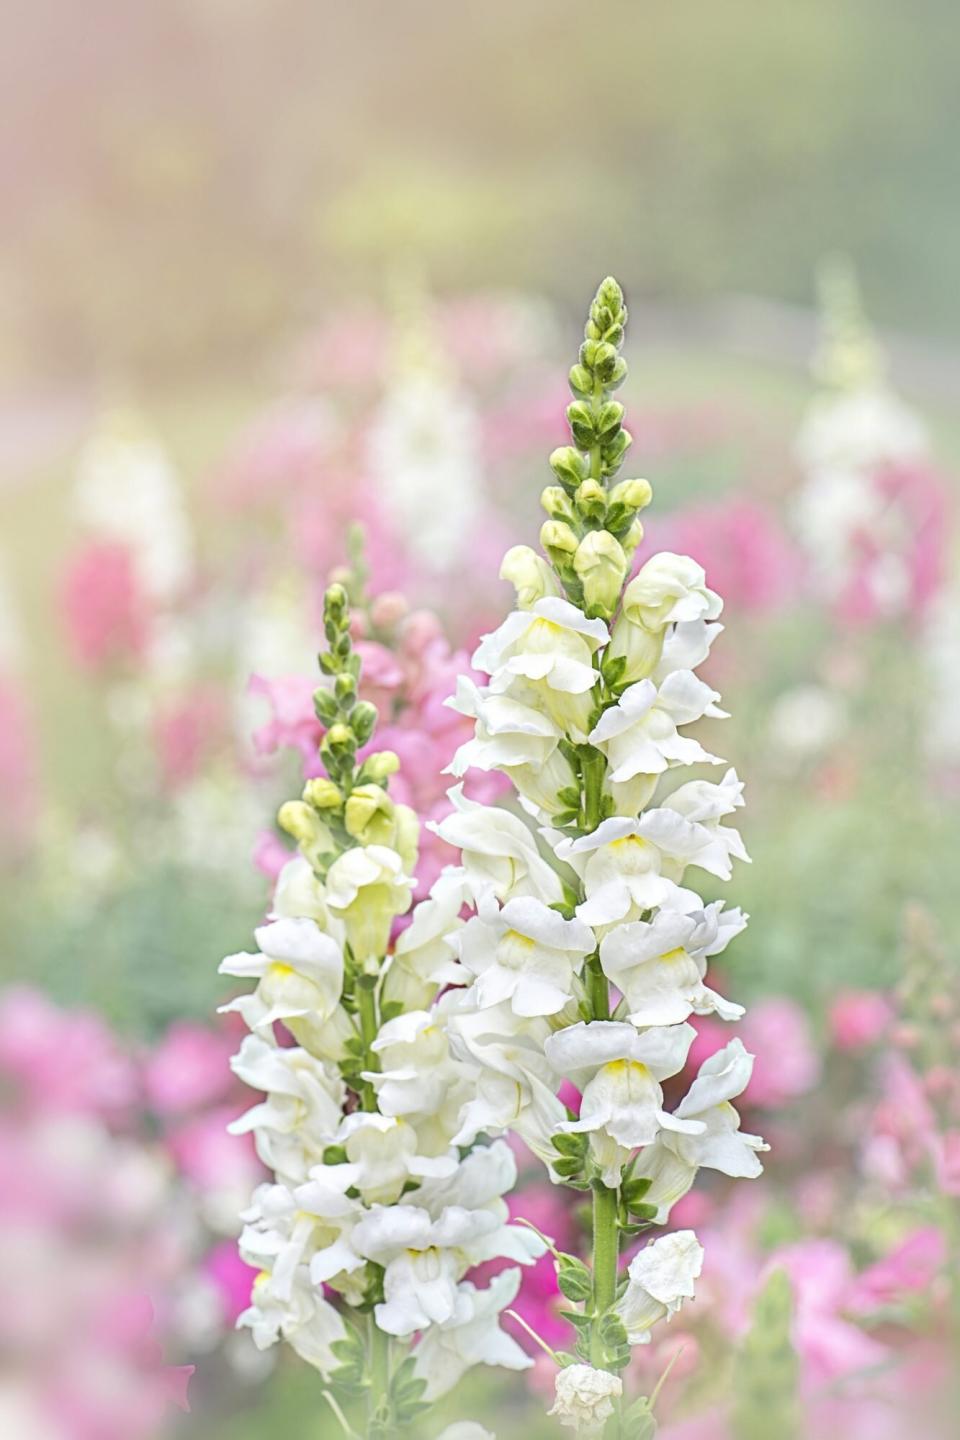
[434,279,766,1436]
[221,584,542,1440]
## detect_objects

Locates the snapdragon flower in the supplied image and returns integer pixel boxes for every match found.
[223,583,541,1439]
[434,278,766,1435]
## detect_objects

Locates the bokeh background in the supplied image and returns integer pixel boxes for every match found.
[2,3,959,1437]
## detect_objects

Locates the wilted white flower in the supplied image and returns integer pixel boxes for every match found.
[548,1364,623,1435]
[616,1230,704,1344]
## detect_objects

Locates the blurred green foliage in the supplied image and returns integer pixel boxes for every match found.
[3,0,959,380]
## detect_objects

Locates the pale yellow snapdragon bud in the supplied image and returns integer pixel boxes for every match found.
[573,530,628,617]
[500,545,561,609]
[344,784,396,846]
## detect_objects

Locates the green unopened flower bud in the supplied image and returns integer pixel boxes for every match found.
[595,400,624,439]
[334,671,356,705]
[540,520,580,564]
[302,777,343,810]
[358,749,400,784]
[324,582,348,617]
[574,479,607,522]
[344,783,396,844]
[349,702,378,746]
[549,446,588,489]
[313,686,339,726]
[573,530,628,616]
[393,803,420,874]
[608,478,653,512]
[540,485,577,523]
[568,363,592,397]
[500,545,560,609]
[324,722,356,754]
[566,401,595,450]
[591,341,619,382]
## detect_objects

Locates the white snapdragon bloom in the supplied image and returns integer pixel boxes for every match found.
[383,868,467,1008]
[615,1230,704,1344]
[238,1266,345,1373]
[240,1176,363,1301]
[228,1034,344,1184]
[588,672,725,783]
[631,1039,768,1221]
[219,918,344,1054]
[435,1425,496,1440]
[599,903,746,1027]
[367,1011,471,1133]
[452,894,594,1017]
[352,1196,536,1337]
[429,785,564,905]
[332,1112,459,1206]
[608,554,722,684]
[444,997,567,1166]
[653,617,723,681]
[271,855,343,936]
[413,1269,532,1400]
[545,1021,703,1186]
[325,844,415,964]
[548,1364,623,1436]
[446,676,577,816]
[552,821,698,930]
[472,598,609,741]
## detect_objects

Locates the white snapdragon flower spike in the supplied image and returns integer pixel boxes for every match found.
[599,904,746,1026]
[548,1364,623,1436]
[429,784,564,904]
[472,598,610,741]
[223,584,539,1433]
[631,1039,768,1221]
[451,893,594,1017]
[616,1231,704,1344]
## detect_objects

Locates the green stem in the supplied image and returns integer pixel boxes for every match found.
[585,954,610,1021]
[581,746,606,832]
[356,980,379,1112]
[367,1313,391,1435]
[589,375,604,481]
[590,1181,620,1361]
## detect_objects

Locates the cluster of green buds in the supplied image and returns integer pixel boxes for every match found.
[277,583,406,876]
[813,254,883,393]
[541,277,653,618]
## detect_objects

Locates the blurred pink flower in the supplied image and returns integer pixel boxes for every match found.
[153,685,229,789]
[837,461,948,626]
[203,1239,257,1325]
[248,672,320,766]
[60,540,149,671]
[829,989,894,1051]
[0,988,139,1122]
[934,1130,960,1197]
[847,1227,946,1313]
[253,828,292,880]
[165,1104,259,1195]
[766,1239,889,1385]
[143,1022,236,1116]
[740,999,821,1109]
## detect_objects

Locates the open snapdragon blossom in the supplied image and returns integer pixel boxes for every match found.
[223,584,542,1439]
[433,279,766,1434]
